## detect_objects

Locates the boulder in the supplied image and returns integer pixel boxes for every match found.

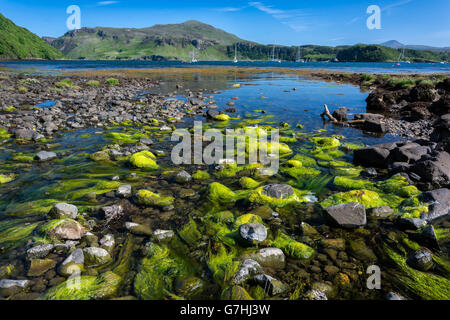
[411,152,450,187]
[0,279,30,297]
[253,274,287,296]
[49,203,78,219]
[367,206,395,219]
[28,258,57,277]
[262,184,294,199]
[26,244,54,260]
[152,229,175,242]
[232,259,263,285]
[117,185,132,198]
[35,151,57,161]
[83,247,112,267]
[418,188,450,221]
[245,248,286,269]
[58,248,85,277]
[325,203,367,228]
[125,222,152,236]
[175,170,192,184]
[354,147,390,168]
[239,223,267,245]
[14,128,34,140]
[397,218,427,230]
[332,107,348,122]
[390,144,430,163]
[99,234,115,252]
[362,119,386,133]
[407,248,433,271]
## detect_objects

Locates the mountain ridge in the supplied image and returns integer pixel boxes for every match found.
[381,40,450,53]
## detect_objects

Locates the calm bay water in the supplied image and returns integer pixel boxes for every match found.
[0,60,449,75]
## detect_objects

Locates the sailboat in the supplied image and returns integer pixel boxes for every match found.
[296,46,305,63]
[233,44,238,63]
[190,48,198,63]
[271,45,281,63]
[397,48,410,64]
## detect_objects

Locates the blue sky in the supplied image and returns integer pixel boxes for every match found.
[1,0,449,47]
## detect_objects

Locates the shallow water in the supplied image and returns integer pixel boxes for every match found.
[0,70,448,300]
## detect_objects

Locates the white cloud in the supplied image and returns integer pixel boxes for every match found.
[97,1,119,6]
[249,2,283,15]
[216,7,243,12]
[248,2,309,32]
[383,0,413,12]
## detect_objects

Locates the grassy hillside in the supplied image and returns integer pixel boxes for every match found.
[50,20,247,60]
[0,13,63,60]
[45,19,448,62]
[336,44,449,62]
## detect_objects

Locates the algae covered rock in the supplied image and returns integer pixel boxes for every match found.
[232,259,263,285]
[28,258,57,277]
[0,279,30,297]
[178,219,202,246]
[129,150,159,170]
[254,274,287,296]
[221,286,254,300]
[83,247,112,267]
[407,248,433,271]
[134,242,190,300]
[208,182,238,205]
[249,184,314,208]
[41,218,86,240]
[192,170,210,180]
[0,174,16,184]
[125,222,152,236]
[41,271,121,300]
[239,177,261,189]
[59,248,84,277]
[270,233,314,259]
[136,189,174,207]
[243,248,286,269]
[321,189,386,209]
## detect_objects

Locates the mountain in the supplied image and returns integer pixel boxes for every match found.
[43,20,448,62]
[0,13,63,60]
[381,40,450,53]
[49,20,251,60]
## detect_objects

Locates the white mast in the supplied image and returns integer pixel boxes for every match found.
[233,44,238,63]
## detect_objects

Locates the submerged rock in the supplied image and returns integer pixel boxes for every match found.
[0,279,30,297]
[59,248,84,277]
[232,259,263,285]
[117,185,132,198]
[28,258,57,277]
[26,244,54,260]
[303,289,327,300]
[175,170,192,184]
[239,223,267,245]
[83,247,112,267]
[325,202,367,228]
[262,184,294,199]
[253,274,287,296]
[49,203,78,219]
[35,151,57,161]
[407,248,433,271]
[101,205,124,222]
[125,222,152,236]
[42,219,85,240]
[245,248,286,269]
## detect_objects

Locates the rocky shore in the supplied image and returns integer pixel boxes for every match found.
[0,69,449,301]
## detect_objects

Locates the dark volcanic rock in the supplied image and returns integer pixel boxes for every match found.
[332,107,348,122]
[411,151,450,187]
[418,188,450,221]
[407,248,433,271]
[325,202,367,228]
[354,146,390,168]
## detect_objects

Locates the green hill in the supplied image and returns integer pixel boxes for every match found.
[49,20,250,60]
[0,13,63,60]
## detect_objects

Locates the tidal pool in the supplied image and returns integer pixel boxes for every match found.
[0,71,448,300]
